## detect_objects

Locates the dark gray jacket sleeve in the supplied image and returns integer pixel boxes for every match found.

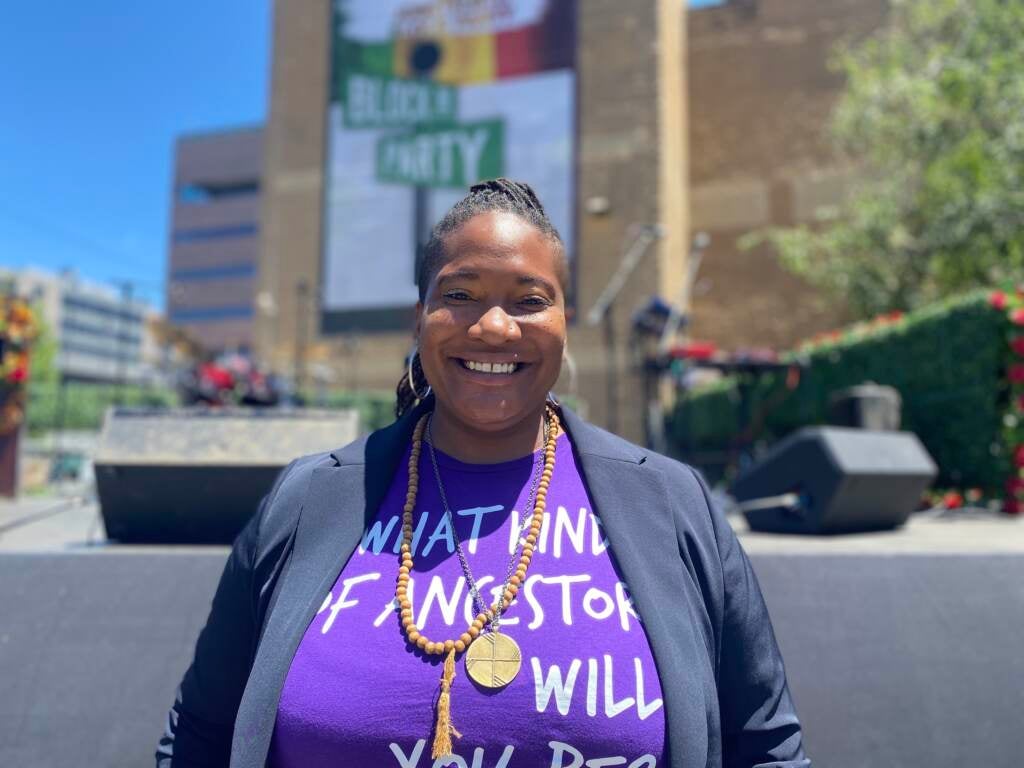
[155,461,298,768]
[690,466,811,768]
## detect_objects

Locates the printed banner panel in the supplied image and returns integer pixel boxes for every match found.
[322,0,577,328]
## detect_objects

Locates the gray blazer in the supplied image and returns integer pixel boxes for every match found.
[157,395,809,767]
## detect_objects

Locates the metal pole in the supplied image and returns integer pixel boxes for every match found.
[603,305,618,434]
[294,279,309,399]
[115,281,133,405]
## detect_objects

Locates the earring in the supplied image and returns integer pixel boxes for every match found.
[407,346,431,400]
[561,345,578,399]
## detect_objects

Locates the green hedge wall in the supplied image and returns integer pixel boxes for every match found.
[26,384,398,436]
[26,382,179,435]
[668,290,1010,492]
[307,390,398,433]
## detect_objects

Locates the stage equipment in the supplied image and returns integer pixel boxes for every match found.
[94,407,359,543]
[730,426,937,534]
[4,553,1021,767]
[828,383,902,430]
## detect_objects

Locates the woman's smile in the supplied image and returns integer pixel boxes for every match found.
[450,355,532,383]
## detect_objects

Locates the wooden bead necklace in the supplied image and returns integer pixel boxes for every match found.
[396,403,560,759]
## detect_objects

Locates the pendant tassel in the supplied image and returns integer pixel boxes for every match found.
[431,648,462,759]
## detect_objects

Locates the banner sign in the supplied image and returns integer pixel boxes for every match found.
[322,0,577,330]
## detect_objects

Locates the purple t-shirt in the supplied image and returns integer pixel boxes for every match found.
[270,430,666,768]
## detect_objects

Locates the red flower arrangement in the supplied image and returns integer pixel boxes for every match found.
[797,308,908,353]
[942,491,964,510]
[0,297,39,436]
[991,286,1024,515]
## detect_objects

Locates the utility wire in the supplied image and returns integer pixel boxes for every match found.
[0,202,167,297]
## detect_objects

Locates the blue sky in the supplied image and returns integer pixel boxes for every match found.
[0,1,271,309]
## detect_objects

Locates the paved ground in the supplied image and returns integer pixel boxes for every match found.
[0,490,227,554]
[733,511,1024,554]
[1,489,1020,555]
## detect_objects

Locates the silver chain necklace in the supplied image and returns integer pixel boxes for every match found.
[425,412,549,632]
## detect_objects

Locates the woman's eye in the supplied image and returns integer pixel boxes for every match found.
[520,296,550,308]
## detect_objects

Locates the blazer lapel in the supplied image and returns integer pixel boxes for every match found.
[230,463,366,766]
[559,407,710,768]
[231,399,429,767]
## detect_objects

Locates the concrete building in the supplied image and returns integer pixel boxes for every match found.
[0,267,153,384]
[166,126,263,353]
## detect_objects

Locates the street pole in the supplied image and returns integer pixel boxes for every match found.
[294,279,309,401]
[114,281,133,406]
[602,305,618,434]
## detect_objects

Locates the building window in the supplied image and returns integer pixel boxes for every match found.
[169,305,254,323]
[61,340,141,363]
[61,319,141,346]
[172,223,259,243]
[177,181,260,204]
[62,295,143,324]
[170,264,257,282]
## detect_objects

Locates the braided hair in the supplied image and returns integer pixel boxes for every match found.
[395,178,568,418]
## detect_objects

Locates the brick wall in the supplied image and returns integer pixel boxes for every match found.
[687,0,887,350]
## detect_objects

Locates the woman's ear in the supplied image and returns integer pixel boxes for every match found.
[414,301,423,342]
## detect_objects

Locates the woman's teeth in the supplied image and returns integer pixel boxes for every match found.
[461,359,519,375]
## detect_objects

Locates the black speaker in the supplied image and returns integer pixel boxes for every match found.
[827,383,902,430]
[730,426,937,534]
[94,407,359,544]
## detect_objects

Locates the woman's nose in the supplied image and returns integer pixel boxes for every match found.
[469,304,522,344]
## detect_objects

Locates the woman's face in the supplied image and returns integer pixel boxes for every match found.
[415,210,567,432]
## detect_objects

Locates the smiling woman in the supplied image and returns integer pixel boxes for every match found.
[400,179,570,463]
[157,179,810,768]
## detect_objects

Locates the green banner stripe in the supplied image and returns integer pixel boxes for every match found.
[376,119,505,189]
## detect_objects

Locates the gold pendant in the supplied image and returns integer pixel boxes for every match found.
[464,632,521,689]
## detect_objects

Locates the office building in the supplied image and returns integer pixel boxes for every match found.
[166,126,263,352]
[0,267,152,384]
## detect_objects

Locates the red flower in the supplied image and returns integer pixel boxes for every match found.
[990,291,1008,309]
[1015,445,1024,468]
[887,310,905,322]
[1012,337,1024,357]
[1006,476,1024,497]
[1012,308,1024,326]
[8,366,27,383]
[1004,497,1021,516]
[942,491,964,509]
[1010,364,1024,383]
